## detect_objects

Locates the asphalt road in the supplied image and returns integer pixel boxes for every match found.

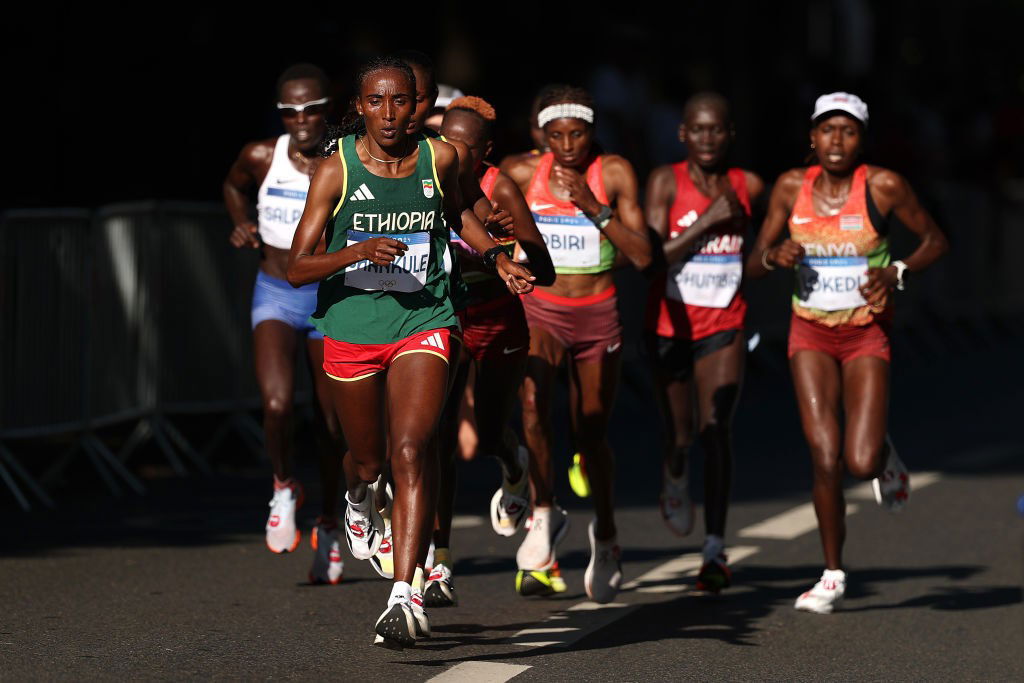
[2,320,1022,680]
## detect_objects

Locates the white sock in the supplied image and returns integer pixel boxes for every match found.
[703,534,724,561]
[389,581,412,607]
[822,569,846,583]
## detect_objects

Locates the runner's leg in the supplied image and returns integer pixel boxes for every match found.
[254,321,298,480]
[791,350,844,569]
[306,337,345,519]
[520,328,567,507]
[840,356,890,480]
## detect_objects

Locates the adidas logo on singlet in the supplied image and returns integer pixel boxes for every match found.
[349,183,376,201]
[420,332,445,351]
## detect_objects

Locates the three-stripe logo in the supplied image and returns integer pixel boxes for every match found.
[420,332,445,351]
[349,183,376,201]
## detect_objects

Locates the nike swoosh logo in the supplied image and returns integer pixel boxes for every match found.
[530,202,556,211]
[503,346,524,355]
[791,216,813,224]
[606,342,622,353]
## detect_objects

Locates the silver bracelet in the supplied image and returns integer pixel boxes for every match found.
[761,248,776,271]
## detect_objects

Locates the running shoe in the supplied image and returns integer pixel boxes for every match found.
[409,591,431,638]
[516,505,570,571]
[584,519,622,604]
[370,517,394,579]
[490,445,530,537]
[374,597,417,649]
[794,569,847,614]
[423,563,458,607]
[515,562,568,597]
[265,480,304,554]
[568,453,591,498]
[660,467,695,537]
[872,437,910,512]
[344,491,385,561]
[695,553,732,594]
[308,520,344,585]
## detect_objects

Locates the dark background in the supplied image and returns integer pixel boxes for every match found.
[6,1,1024,209]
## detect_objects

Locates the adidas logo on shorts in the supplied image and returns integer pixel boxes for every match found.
[349,183,376,201]
[420,332,445,351]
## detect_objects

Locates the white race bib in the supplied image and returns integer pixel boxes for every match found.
[800,256,868,311]
[533,213,601,268]
[344,230,430,292]
[667,254,742,308]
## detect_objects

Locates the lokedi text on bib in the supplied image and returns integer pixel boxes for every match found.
[799,256,868,311]
[667,253,743,308]
[345,230,431,292]
[533,213,601,269]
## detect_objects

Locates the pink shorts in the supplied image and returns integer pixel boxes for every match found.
[788,314,891,364]
[520,285,623,363]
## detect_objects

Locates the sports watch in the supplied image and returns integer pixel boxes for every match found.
[892,260,908,291]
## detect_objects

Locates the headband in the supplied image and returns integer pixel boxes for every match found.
[537,103,594,128]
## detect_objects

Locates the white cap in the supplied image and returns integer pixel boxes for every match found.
[435,84,465,110]
[811,92,868,126]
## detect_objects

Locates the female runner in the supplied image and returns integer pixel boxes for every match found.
[645,92,764,593]
[222,63,346,584]
[503,85,652,603]
[746,92,947,613]
[287,56,534,647]
[425,96,556,608]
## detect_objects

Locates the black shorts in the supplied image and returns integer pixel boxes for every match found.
[646,329,740,383]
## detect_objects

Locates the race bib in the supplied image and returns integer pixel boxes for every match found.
[533,213,601,269]
[799,256,868,311]
[344,230,430,292]
[667,254,742,308]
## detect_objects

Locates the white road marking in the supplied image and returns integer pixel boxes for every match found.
[452,515,485,529]
[623,545,760,594]
[427,662,532,683]
[510,602,636,648]
[739,503,858,540]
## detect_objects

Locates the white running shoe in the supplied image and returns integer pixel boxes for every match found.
[659,466,694,537]
[516,505,569,571]
[490,446,530,537]
[794,569,847,614]
[872,437,910,512]
[584,519,622,604]
[265,480,303,553]
[423,563,458,607]
[410,592,431,638]
[370,516,394,579]
[374,596,417,649]
[309,521,344,585]
[344,491,384,561]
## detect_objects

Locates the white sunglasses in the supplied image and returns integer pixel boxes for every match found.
[276,98,329,116]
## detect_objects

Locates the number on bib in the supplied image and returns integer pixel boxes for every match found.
[344,231,431,293]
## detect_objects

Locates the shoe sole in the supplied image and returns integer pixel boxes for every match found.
[516,569,567,597]
[375,604,416,648]
[795,598,842,614]
[584,523,622,604]
[568,454,591,498]
[423,581,458,607]
[660,498,695,537]
[266,529,301,554]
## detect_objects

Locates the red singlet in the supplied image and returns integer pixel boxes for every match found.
[646,163,751,341]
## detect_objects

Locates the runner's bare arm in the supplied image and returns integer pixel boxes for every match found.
[860,168,949,302]
[435,141,535,294]
[223,141,272,248]
[286,154,408,286]
[745,169,805,278]
[492,172,556,286]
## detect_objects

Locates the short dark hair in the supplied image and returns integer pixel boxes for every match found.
[538,85,594,113]
[276,63,330,99]
[682,91,732,125]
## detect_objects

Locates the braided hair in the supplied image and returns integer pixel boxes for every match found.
[320,55,417,157]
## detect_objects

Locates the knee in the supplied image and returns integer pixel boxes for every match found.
[263,394,292,422]
[809,446,843,484]
[391,440,429,476]
[354,459,382,485]
[845,442,885,480]
[698,414,732,446]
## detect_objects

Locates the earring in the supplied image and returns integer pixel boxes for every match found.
[810,143,816,150]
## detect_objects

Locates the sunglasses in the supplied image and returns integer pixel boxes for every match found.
[276,98,329,118]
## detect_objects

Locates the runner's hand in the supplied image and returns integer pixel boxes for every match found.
[496,253,536,295]
[354,237,408,265]
[230,222,260,248]
[767,239,805,269]
[860,266,897,305]
[700,188,743,231]
[485,201,515,237]
[552,165,601,216]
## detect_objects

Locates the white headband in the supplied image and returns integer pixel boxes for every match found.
[537,103,594,128]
